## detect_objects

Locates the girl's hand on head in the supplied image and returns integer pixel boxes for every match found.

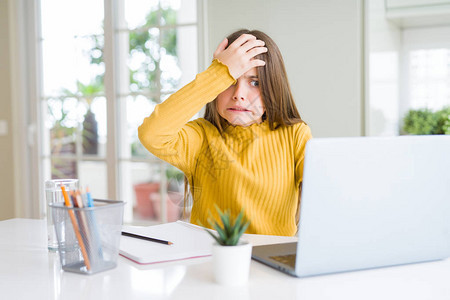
[213,34,267,80]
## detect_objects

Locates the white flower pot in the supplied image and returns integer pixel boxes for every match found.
[212,241,252,286]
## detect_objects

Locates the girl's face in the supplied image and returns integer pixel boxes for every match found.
[216,68,265,127]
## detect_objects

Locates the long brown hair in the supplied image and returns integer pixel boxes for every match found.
[204,29,304,132]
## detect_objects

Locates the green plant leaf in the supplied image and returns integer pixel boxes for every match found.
[204,228,223,245]
[208,219,227,243]
[214,204,231,235]
[239,221,250,236]
[230,210,244,239]
[234,210,244,225]
[229,233,240,246]
[222,212,231,236]
[213,204,224,216]
[436,106,450,134]
[402,108,440,135]
[226,237,236,246]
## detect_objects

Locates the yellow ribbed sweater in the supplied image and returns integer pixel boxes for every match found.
[138,60,312,236]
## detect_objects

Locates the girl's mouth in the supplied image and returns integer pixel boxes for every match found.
[228,107,251,112]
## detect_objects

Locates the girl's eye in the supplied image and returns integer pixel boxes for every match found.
[250,80,259,87]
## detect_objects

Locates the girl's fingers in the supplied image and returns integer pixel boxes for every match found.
[251,59,266,68]
[228,33,257,49]
[240,39,265,53]
[246,46,268,59]
[213,38,229,57]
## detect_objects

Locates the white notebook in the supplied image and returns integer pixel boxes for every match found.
[119,221,214,264]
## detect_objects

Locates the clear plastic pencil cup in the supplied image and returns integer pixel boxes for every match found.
[50,200,125,275]
[45,179,79,251]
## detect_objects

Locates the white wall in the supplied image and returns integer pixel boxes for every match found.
[366,0,402,136]
[205,0,364,137]
[0,0,16,220]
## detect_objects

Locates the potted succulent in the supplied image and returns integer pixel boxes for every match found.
[205,206,251,286]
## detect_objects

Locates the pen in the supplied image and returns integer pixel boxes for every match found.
[121,231,173,245]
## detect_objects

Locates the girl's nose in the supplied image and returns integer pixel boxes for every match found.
[232,83,245,101]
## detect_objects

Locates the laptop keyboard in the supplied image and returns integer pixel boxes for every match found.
[269,254,296,268]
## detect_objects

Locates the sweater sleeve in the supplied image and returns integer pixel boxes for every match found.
[138,59,236,175]
[294,123,313,187]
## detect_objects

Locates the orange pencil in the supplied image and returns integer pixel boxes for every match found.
[61,186,91,271]
[73,190,92,249]
[73,190,99,260]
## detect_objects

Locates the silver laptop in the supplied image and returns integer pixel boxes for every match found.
[252,135,450,277]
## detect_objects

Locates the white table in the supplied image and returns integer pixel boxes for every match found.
[1,218,450,300]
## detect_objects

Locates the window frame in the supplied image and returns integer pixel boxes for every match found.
[400,26,450,118]
[27,0,205,222]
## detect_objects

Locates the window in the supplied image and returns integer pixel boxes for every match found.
[407,49,450,110]
[39,0,199,224]
[402,26,450,113]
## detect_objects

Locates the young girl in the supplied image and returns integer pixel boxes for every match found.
[138,29,312,236]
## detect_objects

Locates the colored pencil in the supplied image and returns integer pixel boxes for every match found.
[83,187,104,259]
[86,187,94,207]
[61,186,91,270]
[72,191,92,251]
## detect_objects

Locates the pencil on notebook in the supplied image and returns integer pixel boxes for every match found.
[121,231,173,245]
[61,186,91,270]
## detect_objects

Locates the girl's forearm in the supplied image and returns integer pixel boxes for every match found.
[138,59,235,151]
